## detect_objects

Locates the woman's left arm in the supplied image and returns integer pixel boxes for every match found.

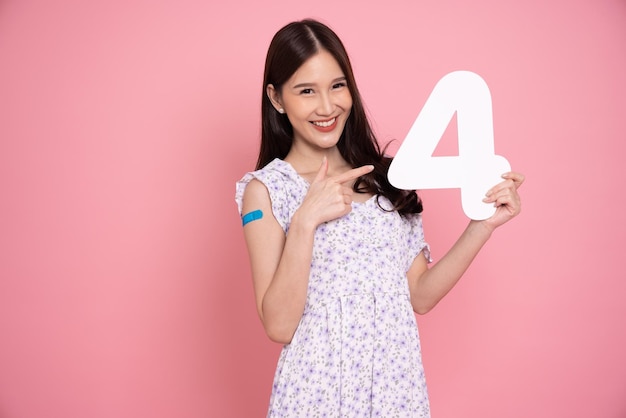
[407,172,525,314]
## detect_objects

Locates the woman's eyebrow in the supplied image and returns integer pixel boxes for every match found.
[292,82,315,89]
[292,77,346,89]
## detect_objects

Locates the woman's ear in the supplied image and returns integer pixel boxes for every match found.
[266,84,285,114]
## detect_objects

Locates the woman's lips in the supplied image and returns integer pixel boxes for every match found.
[310,117,337,132]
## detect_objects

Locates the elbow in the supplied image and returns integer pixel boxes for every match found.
[410,288,441,315]
[263,322,295,345]
[412,300,437,315]
[266,330,293,345]
[258,301,301,344]
[414,305,432,315]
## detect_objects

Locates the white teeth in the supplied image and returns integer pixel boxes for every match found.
[312,118,336,128]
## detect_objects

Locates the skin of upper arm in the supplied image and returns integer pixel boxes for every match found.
[406,252,430,313]
[241,179,287,321]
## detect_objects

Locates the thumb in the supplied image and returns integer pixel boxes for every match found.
[312,156,328,184]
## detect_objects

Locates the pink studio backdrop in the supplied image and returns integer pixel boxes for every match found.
[1,1,625,417]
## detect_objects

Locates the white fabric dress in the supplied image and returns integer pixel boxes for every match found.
[236,158,432,418]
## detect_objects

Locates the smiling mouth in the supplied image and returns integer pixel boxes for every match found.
[311,117,337,129]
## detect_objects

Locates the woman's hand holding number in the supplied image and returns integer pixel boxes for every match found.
[297,157,374,228]
[481,171,525,230]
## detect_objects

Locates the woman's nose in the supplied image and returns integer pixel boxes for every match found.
[316,92,334,116]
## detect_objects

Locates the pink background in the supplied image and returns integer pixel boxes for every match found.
[1,0,625,417]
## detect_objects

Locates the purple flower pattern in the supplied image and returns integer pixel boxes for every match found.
[236,159,432,417]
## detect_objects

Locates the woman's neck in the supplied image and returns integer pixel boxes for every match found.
[284,146,350,178]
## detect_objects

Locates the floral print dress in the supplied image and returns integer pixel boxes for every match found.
[236,159,432,418]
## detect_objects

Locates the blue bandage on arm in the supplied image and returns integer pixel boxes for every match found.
[242,209,263,226]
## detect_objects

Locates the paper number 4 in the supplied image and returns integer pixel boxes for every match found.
[387,71,511,220]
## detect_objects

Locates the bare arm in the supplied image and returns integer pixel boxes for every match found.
[407,172,525,314]
[241,158,374,343]
[241,179,315,343]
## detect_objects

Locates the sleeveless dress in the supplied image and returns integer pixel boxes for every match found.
[236,159,432,418]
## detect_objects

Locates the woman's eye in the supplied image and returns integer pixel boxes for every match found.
[300,88,313,95]
[333,82,347,89]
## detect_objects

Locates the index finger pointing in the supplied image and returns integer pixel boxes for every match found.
[333,165,375,184]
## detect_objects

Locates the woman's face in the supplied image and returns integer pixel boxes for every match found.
[268,49,353,154]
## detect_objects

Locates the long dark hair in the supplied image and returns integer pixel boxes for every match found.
[258,19,422,215]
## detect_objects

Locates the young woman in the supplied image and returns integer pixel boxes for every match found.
[235,19,523,418]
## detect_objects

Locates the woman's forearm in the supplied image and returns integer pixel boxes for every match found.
[410,220,494,314]
[259,211,317,343]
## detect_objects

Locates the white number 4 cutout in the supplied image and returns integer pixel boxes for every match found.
[388,71,511,220]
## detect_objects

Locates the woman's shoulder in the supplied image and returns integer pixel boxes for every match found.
[238,158,302,189]
[247,158,295,178]
[235,158,306,230]
[235,158,306,213]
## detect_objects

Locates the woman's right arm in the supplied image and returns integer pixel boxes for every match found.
[241,158,374,344]
[241,178,317,344]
